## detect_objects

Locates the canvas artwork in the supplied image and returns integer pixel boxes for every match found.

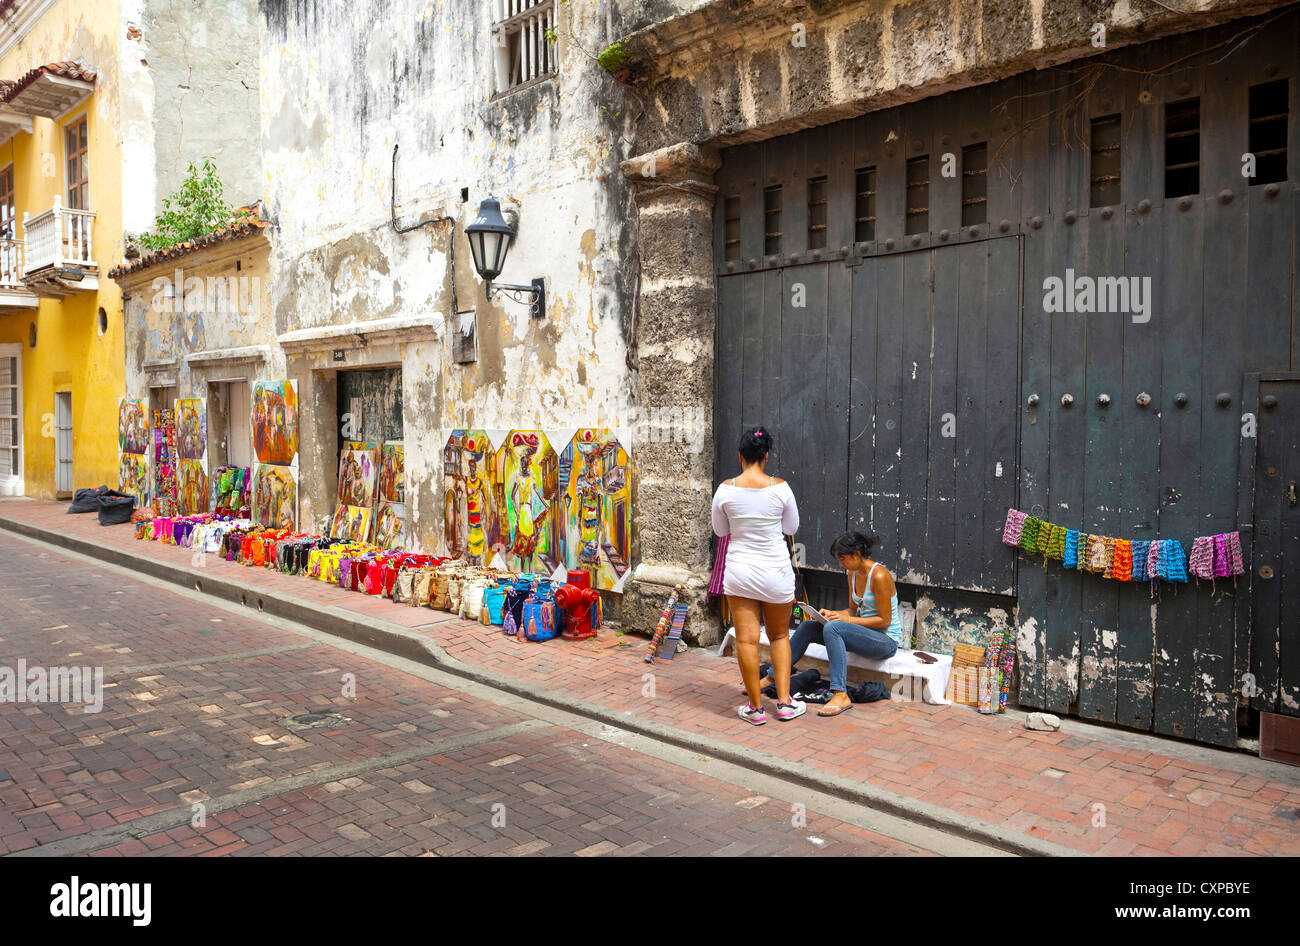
[337,445,379,509]
[442,429,503,564]
[118,453,150,504]
[177,459,209,516]
[175,398,206,460]
[118,398,149,455]
[252,463,297,530]
[380,442,404,503]
[252,381,299,466]
[559,428,631,591]
[375,501,406,550]
[330,503,373,543]
[152,409,179,517]
[499,430,561,574]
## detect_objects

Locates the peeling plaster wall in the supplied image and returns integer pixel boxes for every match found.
[137,0,263,212]
[119,236,281,402]
[259,0,643,554]
[624,0,1295,151]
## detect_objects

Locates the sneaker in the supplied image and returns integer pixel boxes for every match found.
[738,703,767,725]
[776,699,806,721]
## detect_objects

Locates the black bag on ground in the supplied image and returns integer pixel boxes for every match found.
[68,486,110,513]
[847,680,890,703]
[96,495,137,526]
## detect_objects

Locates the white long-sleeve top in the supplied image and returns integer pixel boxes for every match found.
[711,478,800,604]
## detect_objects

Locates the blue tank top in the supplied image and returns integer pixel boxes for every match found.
[848,563,904,645]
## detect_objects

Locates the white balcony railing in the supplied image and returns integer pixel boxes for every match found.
[21,197,96,275]
[0,239,22,287]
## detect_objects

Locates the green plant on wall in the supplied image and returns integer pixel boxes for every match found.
[137,157,232,251]
[596,41,627,73]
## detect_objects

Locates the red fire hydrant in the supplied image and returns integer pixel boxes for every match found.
[557,570,600,641]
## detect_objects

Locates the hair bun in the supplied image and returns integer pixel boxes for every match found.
[738,425,774,464]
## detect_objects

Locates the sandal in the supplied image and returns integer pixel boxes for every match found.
[817,702,853,717]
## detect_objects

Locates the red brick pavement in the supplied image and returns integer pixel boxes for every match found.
[0,523,925,856]
[4,497,1300,856]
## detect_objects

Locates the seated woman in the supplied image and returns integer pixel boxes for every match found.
[782,531,903,717]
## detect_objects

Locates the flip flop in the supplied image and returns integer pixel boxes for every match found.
[817,702,853,717]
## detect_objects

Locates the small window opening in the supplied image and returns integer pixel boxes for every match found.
[1090,114,1122,207]
[961,143,987,226]
[1164,98,1200,198]
[807,176,828,249]
[763,185,782,256]
[905,156,929,235]
[1249,80,1289,186]
[854,167,876,242]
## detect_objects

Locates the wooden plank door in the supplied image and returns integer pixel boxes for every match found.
[1253,380,1300,718]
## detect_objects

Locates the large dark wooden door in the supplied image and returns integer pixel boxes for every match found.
[715,237,1020,588]
[1252,379,1300,717]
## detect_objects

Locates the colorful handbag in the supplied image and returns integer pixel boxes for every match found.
[482,585,506,625]
[365,560,385,596]
[521,598,558,642]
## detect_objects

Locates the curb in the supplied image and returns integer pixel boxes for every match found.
[0,513,1082,857]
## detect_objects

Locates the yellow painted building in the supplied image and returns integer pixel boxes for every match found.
[0,1,121,499]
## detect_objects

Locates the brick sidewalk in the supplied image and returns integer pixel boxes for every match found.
[5,497,1299,856]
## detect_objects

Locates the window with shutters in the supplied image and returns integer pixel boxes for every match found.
[0,350,20,485]
[491,0,557,97]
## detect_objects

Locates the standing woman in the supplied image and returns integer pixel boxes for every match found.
[711,426,805,724]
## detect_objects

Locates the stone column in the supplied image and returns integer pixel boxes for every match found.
[619,142,722,646]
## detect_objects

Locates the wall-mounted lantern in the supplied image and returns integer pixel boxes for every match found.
[465,197,545,318]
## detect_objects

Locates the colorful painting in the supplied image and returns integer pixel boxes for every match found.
[152,409,179,517]
[252,381,299,466]
[175,398,206,461]
[118,453,150,504]
[443,429,504,564]
[499,430,561,575]
[177,459,209,516]
[375,500,406,550]
[337,445,379,509]
[330,503,373,543]
[559,428,631,591]
[380,442,405,503]
[118,398,149,455]
[252,463,297,530]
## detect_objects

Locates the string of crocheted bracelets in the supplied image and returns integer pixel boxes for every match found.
[1001,508,1220,592]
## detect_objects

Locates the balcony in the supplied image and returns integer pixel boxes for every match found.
[20,196,97,297]
[0,237,37,314]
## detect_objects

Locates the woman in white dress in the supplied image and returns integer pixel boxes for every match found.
[711,426,806,724]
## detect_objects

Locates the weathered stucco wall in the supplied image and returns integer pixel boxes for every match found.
[119,235,280,403]
[622,0,1295,151]
[258,0,653,579]
[136,0,264,212]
